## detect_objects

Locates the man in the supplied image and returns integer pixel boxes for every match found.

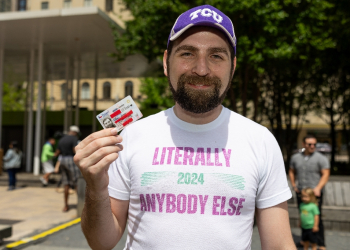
[74,5,296,249]
[103,117,116,128]
[40,137,58,186]
[56,125,81,212]
[289,135,330,250]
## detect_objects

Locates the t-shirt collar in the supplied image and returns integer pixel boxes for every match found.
[167,105,228,132]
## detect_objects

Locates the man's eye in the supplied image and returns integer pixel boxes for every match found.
[181,52,192,57]
[212,54,223,59]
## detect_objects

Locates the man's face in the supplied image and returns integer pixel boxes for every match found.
[163,26,236,114]
[103,118,113,128]
[49,139,55,145]
[303,138,317,155]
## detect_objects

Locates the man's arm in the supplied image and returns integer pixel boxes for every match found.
[74,128,124,250]
[81,188,129,250]
[256,201,296,250]
[313,169,330,196]
[288,168,299,193]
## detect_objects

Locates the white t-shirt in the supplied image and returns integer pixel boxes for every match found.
[108,106,291,250]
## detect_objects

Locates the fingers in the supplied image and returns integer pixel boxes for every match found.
[78,135,123,160]
[75,128,119,151]
[79,144,123,171]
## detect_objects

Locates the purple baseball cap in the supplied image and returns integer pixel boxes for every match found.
[168,5,236,54]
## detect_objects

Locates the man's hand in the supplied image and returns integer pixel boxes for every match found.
[74,128,123,200]
[313,187,321,197]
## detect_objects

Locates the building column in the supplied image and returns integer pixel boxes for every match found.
[64,56,69,133]
[75,56,81,126]
[33,42,44,175]
[0,48,4,149]
[92,53,98,132]
[26,49,35,172]
[68,57,73,127]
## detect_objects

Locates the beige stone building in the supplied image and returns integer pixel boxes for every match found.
[1,0,147,112]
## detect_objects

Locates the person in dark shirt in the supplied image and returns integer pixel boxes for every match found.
[56,125,81,212]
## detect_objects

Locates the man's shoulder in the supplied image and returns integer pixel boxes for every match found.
[313,151,328,159]
[227,108,267,132]
[291,152,303,159]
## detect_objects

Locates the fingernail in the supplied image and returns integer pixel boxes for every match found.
[111,128,118,134]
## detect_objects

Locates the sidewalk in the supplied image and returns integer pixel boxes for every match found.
[0,184,78,244]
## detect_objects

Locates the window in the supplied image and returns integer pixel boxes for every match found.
[63,0,71,8]
[125,81,133,98]
[105,0,113,11]
[41,1,49,9]
[81,82,90,99]
[103,82,111,99]
[17,0,26,11]
[84,0,92,7]
[0,0,11,12]
[61,83,67,100]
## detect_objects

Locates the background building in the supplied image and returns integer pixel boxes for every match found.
[0,0,153,173]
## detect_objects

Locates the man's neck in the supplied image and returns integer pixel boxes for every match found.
[303,151,313,156]
[173,103,223,125]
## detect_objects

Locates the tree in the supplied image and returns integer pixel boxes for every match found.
[112,0,338,169]
[138,77,174,110]
[3,82,26,111]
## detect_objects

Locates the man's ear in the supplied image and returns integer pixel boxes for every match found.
[232,57,236,75]
[163,50,168,77]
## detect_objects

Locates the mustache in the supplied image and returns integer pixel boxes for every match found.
[177,74,222,87]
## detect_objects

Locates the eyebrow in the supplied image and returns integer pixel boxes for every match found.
[174,45,229,57]
[209,47,229,57]
[175,45,198,54]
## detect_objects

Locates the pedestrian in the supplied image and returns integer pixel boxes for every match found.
[3,141,22,191]
[56,125,81,212]
[40,137,58,186]
[74,5,296,249]
[289,134,330,250]
[299,188,320,250]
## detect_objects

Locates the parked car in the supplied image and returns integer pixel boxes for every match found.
[316,143,332,153]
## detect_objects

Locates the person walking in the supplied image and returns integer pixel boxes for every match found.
[289,134,330,250]
[40,137,58,186]
[56,125,81,212]
[74,5,296,250]
[3,141,22,191]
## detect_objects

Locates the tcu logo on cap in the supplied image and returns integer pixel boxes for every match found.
[190,8,223,23]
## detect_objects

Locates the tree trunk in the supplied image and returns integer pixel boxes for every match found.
[330,107,336,168]
[343,120,350,167]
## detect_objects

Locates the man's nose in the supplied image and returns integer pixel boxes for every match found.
[192,56,210,76]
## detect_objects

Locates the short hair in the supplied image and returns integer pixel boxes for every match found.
[302,187,318,205]
[303,134,317,143]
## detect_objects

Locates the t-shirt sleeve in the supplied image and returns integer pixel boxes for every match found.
[255,128,292,209]
[313,204,320,215]
[319,154,330,170]
[108,129,131,200]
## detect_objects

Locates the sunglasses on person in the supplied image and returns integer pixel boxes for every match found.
[306,143,316,146]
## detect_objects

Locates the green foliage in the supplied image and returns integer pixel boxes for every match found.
[139,77,174,110]
[112,0,349,166]
[3,82,26,111]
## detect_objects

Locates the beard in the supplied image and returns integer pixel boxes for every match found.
[168,73,230,114]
